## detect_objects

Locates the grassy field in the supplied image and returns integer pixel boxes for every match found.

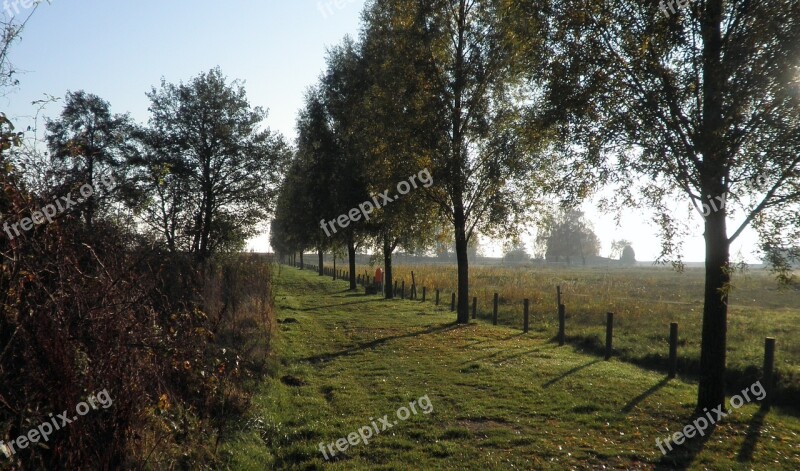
[348,264,800,406]
[222,266,800,470]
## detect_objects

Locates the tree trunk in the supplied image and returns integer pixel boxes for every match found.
[318,249,324,276]
[299,252,304,270]
[454,204,469,324]
[696,0,728,413]
[697,207,730,411]
[383,233,394,299]
[200,188,213,261]
[348,236,357,290]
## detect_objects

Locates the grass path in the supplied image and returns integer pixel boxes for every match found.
[222,266,800,470]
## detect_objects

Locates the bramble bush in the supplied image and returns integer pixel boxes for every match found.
[0,147,275,469]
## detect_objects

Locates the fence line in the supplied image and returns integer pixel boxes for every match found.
[284,260,783,408]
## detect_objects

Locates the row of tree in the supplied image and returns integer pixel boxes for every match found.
[271,0,800,414]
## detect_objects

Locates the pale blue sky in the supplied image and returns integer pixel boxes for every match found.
[2,0,763,262]
[4,0,365,138]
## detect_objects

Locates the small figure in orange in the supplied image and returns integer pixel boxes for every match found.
[374,267,384,286]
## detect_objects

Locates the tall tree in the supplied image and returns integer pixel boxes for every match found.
[358,1,443,298]
[126,127,196,252]
[321,38,373,290]
[543,0,800,410]
[536,209,600,265]
[271,155,314,265]
[45,91,130,228]
[145,68,290,260]
[296,87,341,276]
[401,0,549,321]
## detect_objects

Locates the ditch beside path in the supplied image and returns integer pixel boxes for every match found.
[221,266,800,470]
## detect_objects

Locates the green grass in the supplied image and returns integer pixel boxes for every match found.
[373,264,800,405]
[221,266,800,470]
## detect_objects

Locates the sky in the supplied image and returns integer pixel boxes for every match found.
[2,0,764,263]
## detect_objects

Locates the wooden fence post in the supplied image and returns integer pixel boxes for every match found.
[472,297,477,320]
[435,289,440,306]
[762,337,776,410]
[492,293,498,326]
[451,293,456,312]
[557,285,562,308]
[669,323,678,378]
[605,312,614,360]
[523,299,529,333]
[422,287,426,302]
[558,304,566,346]
[401,280,405,300]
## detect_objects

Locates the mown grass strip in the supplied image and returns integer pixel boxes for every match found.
[222,266,800,470]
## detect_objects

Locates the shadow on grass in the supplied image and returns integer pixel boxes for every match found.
[298,299,380,311]
[737,408,767,462]
[301,323,463,364]
[489,347,543,365]
[458,350,505,365]
[654,422,716,470]
[542,359,601,388]
[622,377,671,413]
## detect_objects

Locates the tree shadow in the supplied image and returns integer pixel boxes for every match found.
[542,359,601,388]
[298,299,379,311]
[301,323,462,363]
[655,422,716,470]
[622,377,671,413]
[458,349,505,365]
[737,408,767,462]
[489,347,543,365]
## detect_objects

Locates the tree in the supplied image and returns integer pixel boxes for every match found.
[270,155,313,266]
[367,0,550,319]
[544,0,800,410]
[503,245,530,262]
[296,87,341,276]
[143,68,290,260]
[537,209,600,265]
[320,38,373,290]
[127,128,197,252]
[620,245,636,266]
[358,1,444,298]
[610,239,633,259]
[610,239,636,265]
[45,91,131,228]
